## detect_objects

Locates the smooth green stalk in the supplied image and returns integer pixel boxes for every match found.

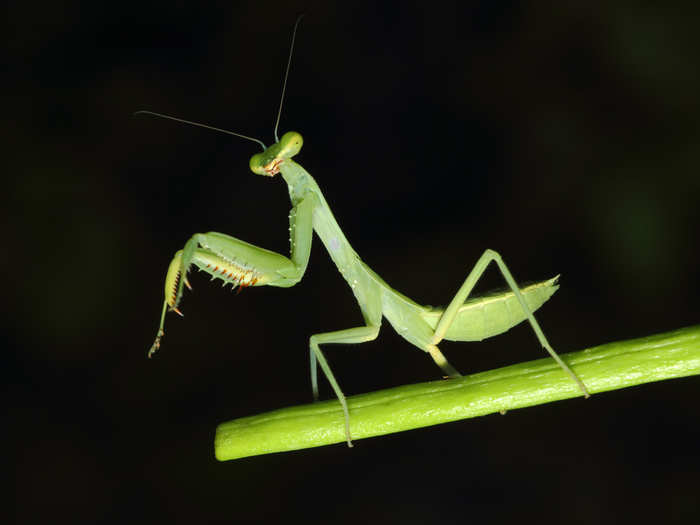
[215,325,700,461]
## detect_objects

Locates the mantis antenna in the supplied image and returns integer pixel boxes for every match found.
[273,13,304,143]
[134,14,304,149]
[133,110,267,151]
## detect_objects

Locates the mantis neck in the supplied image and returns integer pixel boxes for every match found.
[280,158,421,313]
[280,159,360,278]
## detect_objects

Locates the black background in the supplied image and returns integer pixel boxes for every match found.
[7,1,700,523]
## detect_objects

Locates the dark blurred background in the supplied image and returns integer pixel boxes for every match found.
[6,1,700,523]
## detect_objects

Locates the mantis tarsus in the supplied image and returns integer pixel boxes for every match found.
[144,18,589,447]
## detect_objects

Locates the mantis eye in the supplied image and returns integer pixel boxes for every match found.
[249,152,283,176]
[278,131,303,158]
[249,152,269,176]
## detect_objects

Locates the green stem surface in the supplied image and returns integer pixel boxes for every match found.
[215,325,700,461]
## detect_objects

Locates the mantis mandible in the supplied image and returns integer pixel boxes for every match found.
[144,18,589,447]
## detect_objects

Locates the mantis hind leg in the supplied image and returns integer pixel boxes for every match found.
[430,249,589,397]
[309,324,380,447]
[425,344,461,378]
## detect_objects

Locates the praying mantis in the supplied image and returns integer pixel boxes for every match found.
[145,18,589,447]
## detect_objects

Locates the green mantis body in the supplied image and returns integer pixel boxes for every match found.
[146,21,589,447]
[149,131,589,446]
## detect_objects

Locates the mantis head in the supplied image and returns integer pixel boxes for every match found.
[250,131,303,177]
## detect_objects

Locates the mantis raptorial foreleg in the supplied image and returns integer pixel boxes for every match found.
[148,194,315,357]
[430,249,590,397]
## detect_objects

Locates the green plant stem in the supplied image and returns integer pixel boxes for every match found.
[215,325,700,461]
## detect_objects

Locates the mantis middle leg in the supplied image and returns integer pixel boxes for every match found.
[309,323,380,447]
[430,249,590,397]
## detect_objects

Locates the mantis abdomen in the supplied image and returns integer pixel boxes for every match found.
[421,277,560,342]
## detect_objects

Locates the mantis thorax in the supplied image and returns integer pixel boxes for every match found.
[249,131,303,176]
